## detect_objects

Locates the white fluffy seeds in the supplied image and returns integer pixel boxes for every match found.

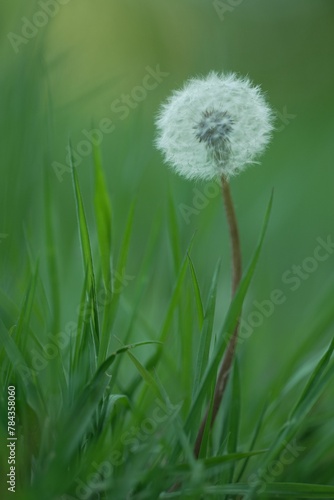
[155,72,274,180]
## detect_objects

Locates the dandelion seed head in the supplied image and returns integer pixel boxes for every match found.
[155,72,274,181]
[194,108,233,148]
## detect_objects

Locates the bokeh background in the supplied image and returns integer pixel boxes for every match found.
[1,0,334,474]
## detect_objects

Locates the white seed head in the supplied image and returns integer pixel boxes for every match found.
[155,72,274,181]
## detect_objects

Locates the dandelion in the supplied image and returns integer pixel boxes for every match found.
[156,72,274,469]
[155,72,274,180]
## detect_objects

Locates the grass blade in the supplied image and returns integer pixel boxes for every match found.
[235,400,268,481]
[127,349,164,400]
[16,261,39,352]
[93,143,113,291]
[187,253,204,330]
[198,383,215,459]
[70,145,100,355]
[227,358,241,481]
[0,320,44,415]
[44,167,61,333]
[160,482,334,498]
[168,189,182,274]
[192,259,221,398]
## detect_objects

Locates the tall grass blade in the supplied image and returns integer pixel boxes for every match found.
[93,143,113,290]
[187,254,204,330]
[70,145,100,354]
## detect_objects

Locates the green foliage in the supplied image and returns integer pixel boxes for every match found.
[1,150,334,499]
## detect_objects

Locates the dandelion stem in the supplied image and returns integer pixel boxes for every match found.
[221,176,242,295]
[194,175,242,458]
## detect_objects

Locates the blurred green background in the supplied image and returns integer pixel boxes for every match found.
[1,0,334,469]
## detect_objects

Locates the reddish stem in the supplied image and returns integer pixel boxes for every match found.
[193,175,242,458]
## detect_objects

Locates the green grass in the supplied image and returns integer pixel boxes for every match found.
[1,145,334,499]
